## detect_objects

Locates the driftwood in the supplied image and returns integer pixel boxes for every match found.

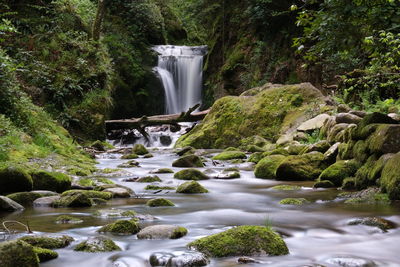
[105,104,209,141]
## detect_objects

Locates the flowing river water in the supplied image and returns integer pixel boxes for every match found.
[1,144,400,267]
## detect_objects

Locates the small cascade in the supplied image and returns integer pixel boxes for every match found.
[153,45,207,114]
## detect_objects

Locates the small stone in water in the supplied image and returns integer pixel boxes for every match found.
[238,256,259,264]
[325,256,376,267]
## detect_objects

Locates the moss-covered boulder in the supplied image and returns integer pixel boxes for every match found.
[32,247,58,262]
[150,168,174,174]
[246,145,265,153]
[6,192,57,206]
[61,190,112,200]
[247,152,265,163]
[357,112,398,130]
[303,140,331,154]
[18,235,74,249]
[212,151,246,161]
[97,219,140,235]
[52,193,92,208]
[0,240,39,267]
[144,185,176,190]
[137,225,187,239]
[188,225,288,257]
[74,237,121,252]
[176,181,208,194]
[121,153,139,159]
[132,144,149,155]
[31,171,71,193]
[135,176,162,183]
[172,155,204,167]
[380,152,400,200]
[338,141,355,160]
[176,83,326,149]
[275,152,326,181]
[176,146,195,156]
[318,160,361,186]
[279,198,309,205]
[174,169,209,181]
[368,124,400,154]
[93,209,136,218]
[0,196,24,211]
[254,155,286,179]
[0,166,33,194]
[146,198,175,207]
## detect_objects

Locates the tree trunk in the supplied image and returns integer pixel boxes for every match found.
[92,0,106,41]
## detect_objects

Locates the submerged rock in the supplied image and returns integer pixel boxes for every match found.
[0,165,33,194]
[172,155,204,168]
[137,225,188,240]
[176,181,209,194]
[74,237,121,252]
[325,256,376,267]
[0,240,39,267]
[348,217,396,232]
[188,225,288,257]
[174,169,209,181]
[93,209,136,218]
[270,185,301,191]
[121,153,139,159]
[98,219,140,235]
[146,198,175,207]
[149,252,209,267]
[0,196,24,212]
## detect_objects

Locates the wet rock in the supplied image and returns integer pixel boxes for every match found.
[118,160,140,168]
[297,114,332,132]
[0,240,39,267]
[335,113,362,124]
[348,217,396,232]
[212,151,247,161]
[0,165,33,194]
[93,209,137,218]
[31,171,71,193]
[146,198,175,207]
[349,110,367,118]
[174,169,209,181]
[275,152,326,181]
[143,153,154,158]
[214,168,240,179]
[324,142,340,163]
[341,188,390,204]
[0,196,24,211]
[135,175,162,183]
[160,135,172,146]
[172,155,204,168]
[188,225,288,257]
[74,237,121,252]
[98,219,140,235]
[150,168,174,174]
[254,155,286,179]
[121,153,139,159]
[52,193,92,208]
[33,247,58,262]
[314,180,335,188]
[317,160,361,187]
[104,187,131,198]
[238,256,259,264]
[176,146,195,156]
[137,225,188,240]
[18,235,74,249]
[167,252,209,267]
[176,181,208,194]
[270,185,301,191]
[132,144,149,155]
[149,252,174,266]
[304,140,331,154]
[55,215,83,224]
[7,191,57,206]
[279,198,309,205]
[325,256,376,267]
[61,190,112,200]
[33,196,61,207]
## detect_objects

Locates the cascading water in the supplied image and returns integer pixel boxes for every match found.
[153,45,207,114]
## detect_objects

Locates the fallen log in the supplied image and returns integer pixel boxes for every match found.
[105,104,209,140]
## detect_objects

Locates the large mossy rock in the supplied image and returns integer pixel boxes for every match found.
[275,152,327,181]
[0,166,33,194]
[0,240,39,267]
[132,144,149,155]
[146,198,175,207]
[380,152,400,200]
[18,235,73,249]
[176,83,327,149]
[212,151,246,160]
[74,237,121,252]
[52,193,92,208]
[188,226,288,257]
[176,181,208,194]
[174,169,209,181]
[172,155,204,167]
[31,171,71,193]
[61,190,112,200]
[98,219,140,235]
[318,160,361,186]
[137,225,188,239]
[368,124,400,154]
[6,192,55,206]
[254,155,286,179]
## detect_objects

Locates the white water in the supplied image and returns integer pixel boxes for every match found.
[153,45,207,114]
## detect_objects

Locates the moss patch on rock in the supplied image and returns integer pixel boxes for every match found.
[212,151,246,161]
[174,169,209,181]
[121,153,139,159]
[52,193,92,208]
[150,168,174,174]
[147,198,175,207]
[172,155,204,167]
[188,225,288,257]
[318,160,361,186]
[31,171,71,193]
[176,181,209,194]
[270,185,301,191]
[132,144,149,155]
[144,185,176,190]
[0,240,39,267]
[55,215,83,224]
[0,165,33,194]
[74,237,121,252]
[32,247,58,262]
[254,155,286,179]
[136,176,162,183]
[98,219,140,235]
[18,235,74,249]
[380,152,400,200]
[61,190,112,200]
[6,192,45,206]
[279,198,309,205]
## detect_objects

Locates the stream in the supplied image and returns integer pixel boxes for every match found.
[1,144,400,266]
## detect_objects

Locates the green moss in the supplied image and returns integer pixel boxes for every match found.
[52,193,92,208]
[146,198,175,207]
[354,155,379,189]
[224,147,238,151]
[341,177,356,190]
[144,185,176,190]
[337,141,355,160]
[62,190,112,200]
[121,153,139,159]
[98,220,140,235]
[247,152,264,163]
[352,140,369,162]
[67,168,91,177]
[0,240,39,267]
[172,155,204,167]
[270,185,301,191]
[0,165,33,194]
[6,192,44,206]
[176,181,209,194]
[55,215,83,224]
[348,217,396,232]
[254,155,286,179]
[314,180,335,188]
[143,153,154,158]
[31,170,71,193]
[188,225,288,257]
[90,141,113,151]
[19,235,74,249]
[136,176,162,183]
[380,153,400,200]
[132,144,149,155]
[96,177,115,184]
[279,198,309,205]
[275,152,326,181]
[92,209,136,218]
[176,83,325,149]
[117,160,140,168]
[74,237,121,252]
[32,247,58,262]
[151,168,174,174]
[268,148,290,156]
[318,160,361,186]
[77,178,95,187]
[171,226,188,239]
[212,151,247,160]
[101,168,121,174]
[368,124,400,154]
[174,169,209,180]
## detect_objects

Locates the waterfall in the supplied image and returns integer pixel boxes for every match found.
[153,45,207,114]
